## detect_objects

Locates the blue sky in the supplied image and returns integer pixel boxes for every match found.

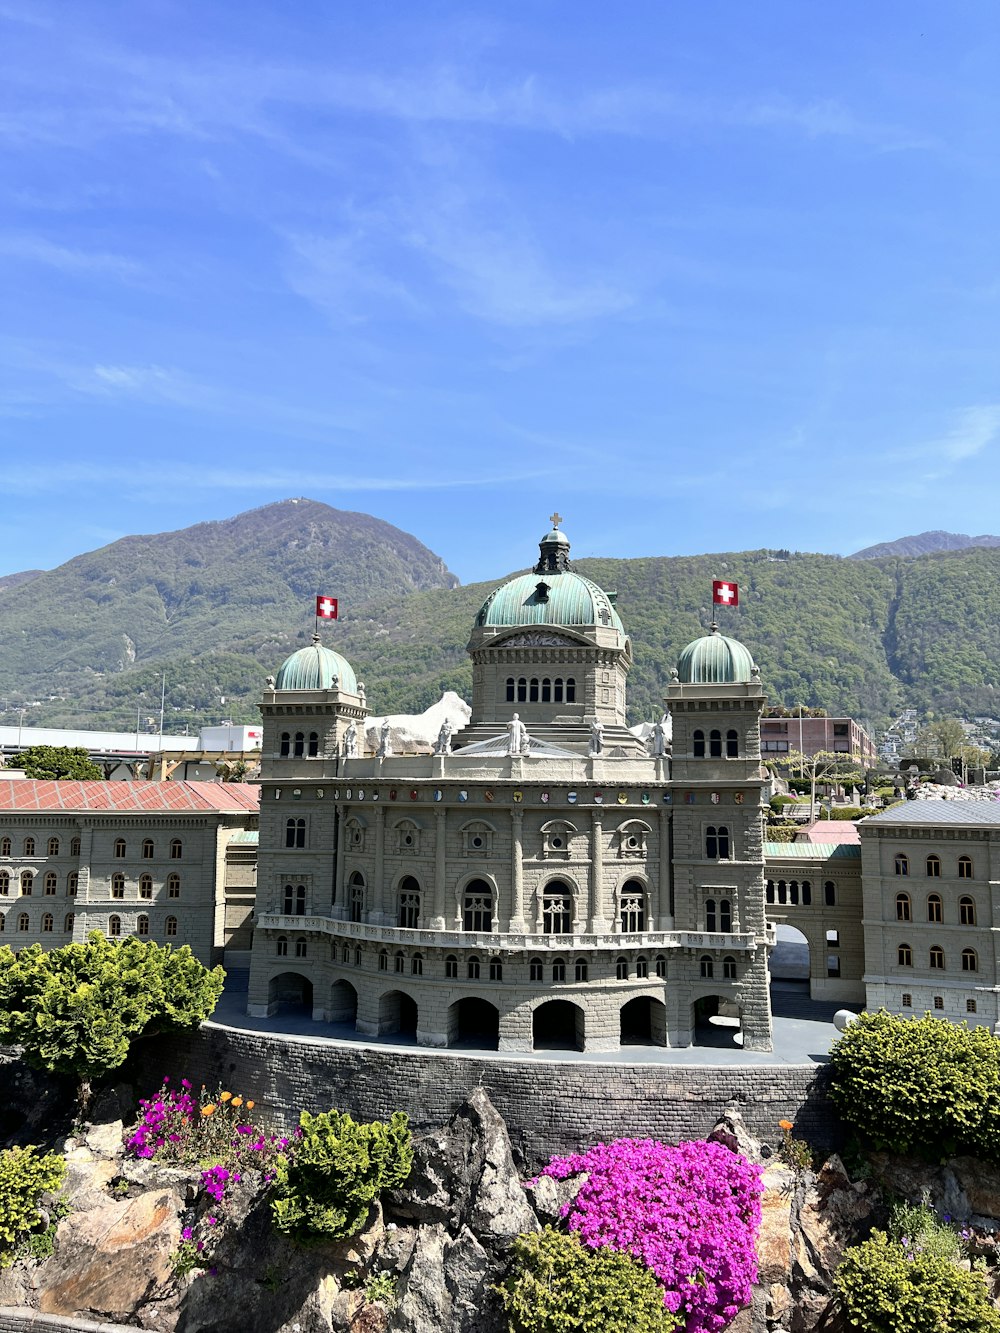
[2,1,999,583]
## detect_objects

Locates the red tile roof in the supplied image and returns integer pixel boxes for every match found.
[796,819,861,845]
[0,780,260,814]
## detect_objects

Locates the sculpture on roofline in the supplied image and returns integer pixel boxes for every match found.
[589,717,605,757]
[506,712,529,755]
[342,720,358,758]
[651,715,669,758]
[435,717,454,756]
[377,719,393,758]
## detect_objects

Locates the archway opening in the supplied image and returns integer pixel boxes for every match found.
[378,990,418,1041]
[329,979,358,1026]
[267,972,313,1017]
[620,996,666,1047]
[770,923,811,995]
[533,999,584,1052]
[692,995,744,1049]
[448,997,500,1050]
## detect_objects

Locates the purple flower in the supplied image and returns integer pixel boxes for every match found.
[182,1227,193,1240]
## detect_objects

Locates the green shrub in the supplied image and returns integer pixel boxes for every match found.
[834,1231,1000,1333]
[825,806,866,820]
[885,1195,961,1261]
[497,1227,680,1333]
[270,1108,412,1241]
[0,1146,66,1265]
[828,1011,1000,1158]
[764,824,797,843]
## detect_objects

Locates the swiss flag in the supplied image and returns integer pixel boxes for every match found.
[316,595,338,620]
[712,580,738,607]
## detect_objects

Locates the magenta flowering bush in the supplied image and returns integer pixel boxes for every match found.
[540,1138,762,1333]
[126,1079,196,1158]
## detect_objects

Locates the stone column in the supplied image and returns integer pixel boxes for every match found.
[658,807,674,930]
[373,806,387,924]
[589,811,608,933]
[333,807,347,919]
[509,809,525,931]
[432,808,448,928]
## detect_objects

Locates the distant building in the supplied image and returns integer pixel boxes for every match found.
[760,714,877,767]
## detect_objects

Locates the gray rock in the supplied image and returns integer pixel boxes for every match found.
[522,1171,586,1226]
[708,1107,767,1164]
[390,1222,502,1333]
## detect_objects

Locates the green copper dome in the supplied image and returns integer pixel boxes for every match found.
[677,626,756,684]
[474,522,624,633]
[275,640,358,693]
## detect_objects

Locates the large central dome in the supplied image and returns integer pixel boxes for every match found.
[474,523,625,633]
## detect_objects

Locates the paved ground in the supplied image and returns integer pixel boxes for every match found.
[214,973,843,1067]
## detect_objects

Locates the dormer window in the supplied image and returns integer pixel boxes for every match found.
[535,581,550,603]
[394,819,421,855]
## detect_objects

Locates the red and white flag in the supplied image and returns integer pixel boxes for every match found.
[316,595,338,620]
[712,580,738,607]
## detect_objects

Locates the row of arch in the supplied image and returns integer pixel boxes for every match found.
[896,892,977,925]
[1,869,77,895]
[279,732,321,757]
[505,677,577,703]
[766,880,839,907]
[894,853,974,878]
[1,836,79,858]
[0,912,179,938]
[692,729,739,758]
[896,942,980,972]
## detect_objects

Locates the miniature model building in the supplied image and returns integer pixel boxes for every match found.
[247,520,775,1052]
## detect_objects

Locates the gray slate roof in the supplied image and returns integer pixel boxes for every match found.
[861,800,1000,827]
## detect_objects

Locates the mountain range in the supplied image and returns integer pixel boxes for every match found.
[4,504,1000,734]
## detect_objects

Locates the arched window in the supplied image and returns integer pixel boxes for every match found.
[542,886,572,934]
[463,882,493,932]
[959,856,974,879]
[723,955,737,980]
[894,853,909,876]
[565,678,576,702]
[20,871,33,895]
[137,914,149,937]
[553,678,564,703]
[167,873,181,899]
[111,873,125,899]
[64,913,74,933]
[898,943,912,967]
[706,898,717,932]
[70,837,81,857]
[517,678,527,703]
[0,837,9,857]
[165,916,178,938]
[700,955,714,979]
[541,678,551,702]
[895,892,911,922]
[349,872,365,923]
[279,732,290,757]
[446,955,459,979]
[276,936,288,956]
[962,948,978,973]
[619,887,645,933]
[655,954,667,978]
[490,957,503,981]
[777,880,787,905]
[354,947,362,967]
[960,896,976,926]
[398,877,421,928]
[0,871,8,896]
[23,837,35,857]
[726,729,739,758]
[926,854,941,878]
[468,957,481,979]
[636,956,649,979]
[412,954,424,976]
[529,678,539,703]
[293,732,305,757]
[17,912,28,931]
[616,957,628,980]
[139,874,152,900]
[295,938,307,958]
[142,839,154,860]
[552,958,566,982]
[802,880,812,906]
[307,732,319,757]
[692,729,706,758]
[824,881,836,906]
[41,913,53,932]
[67,872,78,897]
[340,944,349,964]
[108,915,121,937]
[378,950,388,971]
[0,912,5,931]
[705,826,730,858]
[283,883,306,914]
[113,838,125,859]
[43,872,57,895]
[47,837,59,856]
[719,899,732,932]
[285,818,306,849]
[170,839,182,860]
[529,957,543,982]
[927,894,943,924]
[929,945,945,970]
[766,880,775,903]
[709,729,722,758]
[789,880,799,906]
[506,678,515,702]
[574,957,588,982]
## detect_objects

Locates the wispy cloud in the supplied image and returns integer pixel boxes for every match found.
[0,234,141,277]
[937,404,1000,461]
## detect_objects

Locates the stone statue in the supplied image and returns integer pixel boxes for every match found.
[435,717,454,756]
[342,720,358,759]
[377,718,393,758]
[265,675,275,689]
[651,714,669,758]
[357,681,366,706]
[506,712,529,755]
[588,717,605,757]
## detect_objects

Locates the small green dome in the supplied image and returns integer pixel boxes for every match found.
[677,626,756,684]
[476,570,624,633]
[275,640,358,693]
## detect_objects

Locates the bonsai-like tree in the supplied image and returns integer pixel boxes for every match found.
[15,745,103,781]
[768,748,865,821]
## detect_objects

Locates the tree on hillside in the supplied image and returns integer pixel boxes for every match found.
[0,933,224,1109]
[767,749,865,820]
[15,745,103,781]
[913,719,967,762]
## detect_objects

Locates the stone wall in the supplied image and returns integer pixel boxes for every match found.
[0,1311,125,1333]
[134,1019,839,1165]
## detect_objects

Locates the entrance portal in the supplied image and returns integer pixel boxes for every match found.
[449,997,500,1050]
[532,999,585,1051]
[267,972,313,1017]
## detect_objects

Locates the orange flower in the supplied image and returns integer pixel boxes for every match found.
[246,1101,255,1111]
[201,1104,217,1117]
[219,1091,232,1103]
[778,1119,793,1132]
[231,1096,243,1108]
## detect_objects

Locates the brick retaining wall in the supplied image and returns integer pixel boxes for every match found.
[134,1021,840,1164]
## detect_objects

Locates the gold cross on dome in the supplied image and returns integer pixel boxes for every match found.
[549,512,563,528]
